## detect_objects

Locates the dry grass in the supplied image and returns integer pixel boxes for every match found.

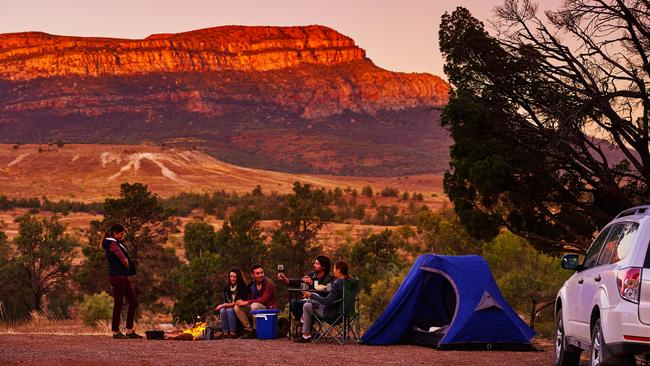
[0,311,109,335]
[0,310,169,336]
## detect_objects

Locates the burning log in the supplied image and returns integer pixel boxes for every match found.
[184,321,209,341]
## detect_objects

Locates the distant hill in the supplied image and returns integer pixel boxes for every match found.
[0,25,450,176]
[0,144,445,202]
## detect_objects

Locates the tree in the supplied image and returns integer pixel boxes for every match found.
[103,183,167,262]
[439,2,650,251]
[101,183,180,308]
[0,230,8,261]
[216,206,266,272]
[184,220,218,262]
[414,209,483,255]
[0,230,29,321]
[269,182,332,275]
[74,220,111,296]
[171,253,224,323]
[11,215,78,312]
[371,205,399,226]
[350,230,406,293]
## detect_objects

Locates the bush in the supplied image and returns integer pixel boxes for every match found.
[380,187,399,197]
[360,268,408,328]
[79,292,113,326]
[483,232,569,330]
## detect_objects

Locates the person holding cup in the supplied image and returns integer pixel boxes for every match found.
[277,255,334,321]
[294,261,350,343]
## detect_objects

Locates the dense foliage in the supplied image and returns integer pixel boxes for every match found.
[0,182,567,337]
[439,1,650,251]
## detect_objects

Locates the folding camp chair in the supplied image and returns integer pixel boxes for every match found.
[312,278,360,344]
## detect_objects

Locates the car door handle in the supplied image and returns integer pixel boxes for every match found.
[578,278,584,284]
[594,275,601,282]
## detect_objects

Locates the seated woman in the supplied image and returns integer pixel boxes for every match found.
[214,267,249,339]
[294,261,350,343]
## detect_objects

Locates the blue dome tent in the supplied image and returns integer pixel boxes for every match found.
[361,254,535,349]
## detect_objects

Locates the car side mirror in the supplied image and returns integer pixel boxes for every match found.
[561,254,580,271]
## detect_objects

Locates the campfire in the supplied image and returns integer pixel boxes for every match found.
[183,321,208,340]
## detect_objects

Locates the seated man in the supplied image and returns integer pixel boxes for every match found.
[277,255,334,320]
[234,264,277,338]
[295,260,350,343]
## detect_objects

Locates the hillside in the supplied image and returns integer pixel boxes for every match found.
[0,144,445,202]
[0,25,450,176]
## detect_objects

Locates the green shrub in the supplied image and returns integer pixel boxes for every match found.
[79,292,113,326]
[360,268,408,328]
[483,232,570,330]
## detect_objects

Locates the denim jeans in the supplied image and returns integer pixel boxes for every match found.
[220,307,237,333]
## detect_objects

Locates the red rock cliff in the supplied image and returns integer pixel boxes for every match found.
[0,25,367,80]
[0,25,450,176]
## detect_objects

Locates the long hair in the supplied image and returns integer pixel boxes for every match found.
[102,224,126,243]
[228,267,248,290]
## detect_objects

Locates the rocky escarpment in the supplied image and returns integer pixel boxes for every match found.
[0,25,450,176]
[0,26,447,118]
[0,26,366,80]
[0,60,447,120]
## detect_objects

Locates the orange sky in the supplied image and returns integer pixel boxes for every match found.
[0,0,563,78]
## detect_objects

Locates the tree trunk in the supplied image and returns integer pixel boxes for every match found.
[33,291,42,312]
[529,300,536,331]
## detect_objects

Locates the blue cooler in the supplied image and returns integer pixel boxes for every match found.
[250,309,281,339]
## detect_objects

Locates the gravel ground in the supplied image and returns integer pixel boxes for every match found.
[0,334,557,366]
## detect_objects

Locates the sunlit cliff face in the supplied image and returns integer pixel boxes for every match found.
[0,25,367,80]
[0,25,451,177]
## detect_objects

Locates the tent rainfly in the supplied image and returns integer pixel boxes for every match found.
[361,254,535,349]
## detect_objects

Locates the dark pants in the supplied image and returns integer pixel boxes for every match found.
[291,299,306,320]
[109,275,137,332]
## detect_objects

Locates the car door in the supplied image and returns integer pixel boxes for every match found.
[563,226,611,341]
[566,226,611,338]
[576,223,625,340]
[599,222,639,306]
[640,236,650,325]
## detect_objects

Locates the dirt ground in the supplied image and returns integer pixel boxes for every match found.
[0,334,557,366]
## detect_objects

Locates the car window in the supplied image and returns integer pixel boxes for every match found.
[596,224,625,266]
[612,222,639,263]
[582,226,612,269]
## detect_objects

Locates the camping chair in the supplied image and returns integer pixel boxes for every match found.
[312,278,360,344]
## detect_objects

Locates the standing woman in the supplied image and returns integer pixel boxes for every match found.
[102,224,142,339]
[214,267,249,339]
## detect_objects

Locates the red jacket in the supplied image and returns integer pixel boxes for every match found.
[246,277,277,309]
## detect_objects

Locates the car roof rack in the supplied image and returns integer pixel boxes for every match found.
[615,205,650,219]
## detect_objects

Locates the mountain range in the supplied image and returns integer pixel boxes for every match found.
[0,25,450,176]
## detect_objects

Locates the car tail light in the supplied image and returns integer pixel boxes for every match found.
[616,267,641,303]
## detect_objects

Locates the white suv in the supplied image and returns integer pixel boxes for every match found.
[555,205,650,366]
